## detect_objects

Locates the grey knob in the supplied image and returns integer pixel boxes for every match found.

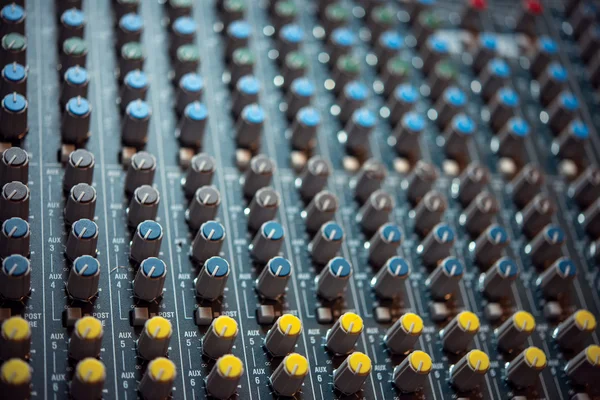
[191,220,225,264]
[406,160,438,205]
[0,146,28,185]
[304,190,338,233]
[255,256,291,300]
[67,255,100,301]
[64,183,96,226]
[413,190,447,237]
[247,186,280,232]
[128,185,160,228]
[353,158,386,204]
[242,154,274,199]
[182,153,215,198]
[125,151,156,195]
[186,186,221,232]
[298,155,330,201]
[309,221,344,265]
[63,149,95,192]
[0,181,29,222]
[133,257,167,301]
[195,256,230,301]
[367,223,403,268]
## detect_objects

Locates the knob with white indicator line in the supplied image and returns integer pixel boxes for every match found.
[457,162,490,207]
[69,316,103,361]
[0,181,28,223]
[138,357,176,400]
[290,106,320,152]
[496,311,536,352]
[256,256,291,300]
[270,353,308,397]
[482,257,519,300]
[414,190,447,237]
[426,256,463,300]
[64,183,96,226]
[130,220,163,264]
[128,185,159,228]
[565,345,600,387]
[0,255,30,302]
[242,154,274,199]
[65,218,98,261]
[119,69,148,111]
[304,190,338,233]
[0,358,31,400]
[0,217,29,258]
[175,73,203,115]
[393,350,432,393]
[419,223,455,267]
[264,314,302,356]
[317,256,352,300]
[125,151,156,195]
[520,193,555,239]
[536,257,576,298]
[186,187,221,232]
[450,349,489,392]
[353,158,386,205]
[527,224,565,268]
[298,155,329,201]
[371,256,410,299]
[134,257,167,302]
[506,346,547,388]
[202,315,238,359]
[206,355,244,400]
[191,220,225,264]
[182,153,215,198]
[357,190,394,234]
[553,309,596,350]
[0,146,28,186]
[67,255,100,301]
[63,149,95,192]
[367,223,403,268]
[473,224,509,270]
[385,313,423,355]
[406,161,438,205]
[309,221,344,265]
[177,101,208,149]
[71,358,105,400]
[441,311,480,354]
[0,316,30,360]
[511,164,545,209]
[250,221,284,264]
[138,316,172,360]
[461,191,498,237]
[247,187,280,232]
[333,352,371,395]
[195,256,229,301]
[121,99,151,148]
[62,96,91,144]
[326,312,363,355]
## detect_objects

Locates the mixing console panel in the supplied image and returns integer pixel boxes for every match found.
[0,0,599,399]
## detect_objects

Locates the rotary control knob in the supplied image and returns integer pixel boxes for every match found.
[371,256,411,299]
[69,316,103,361]
[242,154,274,199]
[0,62,27,97]
[309,221,344,265]
[138,358,176,400]
[125,151,156,195]
[121,99,151,148]
[206,355,244,400]
[130,220,163,264]
[64,149,94,192]
[353,158,386,205]
[202,315,238,359]
[250,221,284,264]
[65,218,98,261]
[450,350,490,392]
[186,186,221,232]
[138,316,172,360]
[270,353,308,397]
[247,187,280,232]
[316,257,352,300]
[0,147,28,186]
[195,256,229,300]
[326,312,364,355]
[62,96,91,144]
[191,220,225,264]
[418,222,455,267]
[553,309,596,350]
[496,311,536,352]
[406,161,438,205]
[264,314,302,356]
[333,352,371,395]
[255,256,291,300]
[441,311,480,354]
[127,185,160,228]
[0,316,30,360]
[67,255,100,301]
[133,257,167,301]
[506,347,547,388]
[357,190,394,234]
[384,313,423,355]
[304,190,338,233]
[473,224,510,270]
[70,358,106,400]
[0,217,29,258]
[0,255,30,301]
[0,92,28,141]
[64,183,96,226]
[414,190,447,237]
[61,66,89,106]
[177,102,208,149]
[393,350,432,393]
[0,181,29,222]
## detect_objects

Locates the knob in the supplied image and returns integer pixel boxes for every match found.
[255,256,291,300]
[0,216,28,258]
[442,311,480,353]
[0,358,31,400]
[304,190,338,233]
[116,13,143,49]
[71,358,105,400]
[60,66,88,107]
[137,316,172,360]
[393,350,432,393]
[338,81,368,123]
[0,316,30,360]
[0,254,30,301]
[264,314,301,356]
[547,91,579,135]
[270,353,308,397]
[536,257,577,298]
[461,191,499,237]
[133,257,167,301]
[121,99,151,147]
[1,33,26,66]
[69,316,103,360]
[494,116,530,163]
[449,349,489,391]
[511,164,544,208]
[353,158,386,204]
[471,33,498,73]
[427,59,458,101]
[67,255,100,300]
[225,20,250,60]
[58,8,85,45]
[202,315,238,359]
[375,31,403,68]
[0,92,28,141]
[425,256,463,300]
[367,223,403,268]
[0,146,28,185]
[0,181,28,222]
[456,161,490,207]
[384,312,423,354]
[0,62,26,97]
[488,87,519,132]
[130,220,163,263]
[65,218,98,261]
[286,77,314,120]
[169,16,196,56]
[331,55,361,95]
[127,185,159,228]
[357,189,394,234]
[569,167,600,209]
[191,220,225,264]
[173,44,200,83]
[186,186,220,232]
[278,24,304,60]
[519,193,555,238]
[242,154,274,198]
[326,312,363,355]
[506,347,547,388]
[434,86,467,129]
[282,51,308,90]
[195,254,230,301]
[206,355,244,400]
[250,220,284,264]
[473,224,509,270]
[119,69,148,111]
[177,101,208,149]
[297,154,329,201]
[420,36,450,75]
[418,222,455,267]
[0,4,25,37]
[529,35,558,77]
[482,257,519,300]
[125,151,156,195]
[413,190,447,237]
[60,37,87,72]
[333,352,371,395]
[387,83,419,127]
[539,62,568,106]
[554,309,596,350]
[309,221,344,265]
[565,345,600,387]
[235,103,264,150]
[61,96,91,144]
[514,0,543,36]
[175,72,203,115]
[247,187,280,232]
[114,0,140,19]
[479,58,511,102]
[496,311,535,352]
[118,42,144,78]
[366,4,395,42]
[138,358,176,400]
[229,47,254,87]
[316,256,352,300]
[393,111,425,161]
[63,148,95,192]
[371,256,410,299]
[526,224,564,268]
[406,160,438,205]
[381,56,411,98]
[270,1,298,32]
[232,75,259,117]
[552,119,589,160]
[327,27,355,66]
[64,183,96,225]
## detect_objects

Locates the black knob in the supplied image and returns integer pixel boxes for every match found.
[125,151,156,195]
[235,103,264,150]
[177,101,208,149]
[121,99,151,148]
[169,16,196,56]
[63,148,94,192]
[0,62,26,97]
[118,41,144,78]
[116,13,143,49]
[0,146,28,185]
[58,8,85,46]
[64,183,96,226]
[182,153,216,198]
[406,160,438,205]
[128,185,160,228]
[0,92,28,141]
[298,155,330,201]
[173,44,200,83]
[175,72,204,115]
[61,96,91,144]
[243,154,274,198]
[0,181,28,222]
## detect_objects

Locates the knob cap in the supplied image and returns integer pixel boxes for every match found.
[191,221,225,265]
[326,312,363,355]
[270,353,308,397]
[473,224,509,269]
[255,256,291,300]
[0,62,27,97]
[316,256,352,300]
[121,99,151,148]
[385,313,423,354]
[63,148,94,192]
[333,352,371,395]
[0,181,29,222]
[69,316,103,360]
[367,223,403,268]
[119,69,148,111]
[250,220,284,264]
[482,257,519,300]
[0,146,28,186]
[242,154,274,198]
[418,222,455,267]
[371,256,410,299]
[130,220,163,263]
[413,190,447,237]
[304,190,338,233]
[177,101,208,149]
[0,358,31,400]
[442,311,480,353]
[138,358,176,400]
[309,221,344,265]
[0,217,29,258]
[65,218,98,261]
[128,185,160,228]
[64,183,96,225]
[70,358,105,400]
[206,355,243,400]
[67,255,100,300]
[175,72,203,115]
[393,350,432,393]
[496,311,536,352]
[247,187,280,232]
[0,92,28,141]
[450,349,489,391]
[134,257,167,301]
[186,186,221,231]
[125,151,156,195]
[353,158,386,204]
[202,315,238,359]
[0,254,30,301]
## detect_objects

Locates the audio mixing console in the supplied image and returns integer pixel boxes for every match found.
[0,0,599,399]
